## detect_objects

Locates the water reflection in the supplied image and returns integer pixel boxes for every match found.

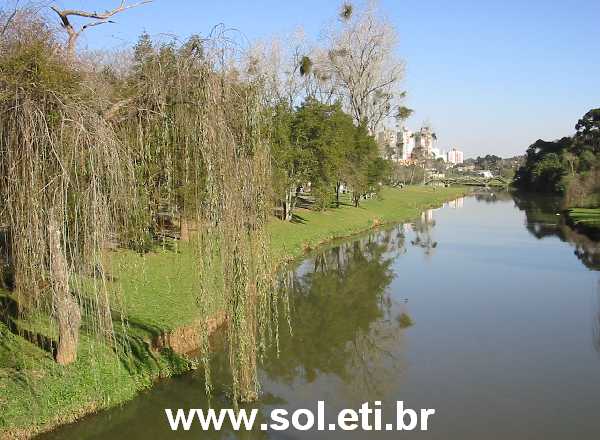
[268,228,412,400]
[465,190,600,270]
[37,194,600,440]
[444,196,465,209]
[595,287,600,355]
[512,193,600,270]
[467,189,600,372]
[473,191,513,204]
[408,209,438,257]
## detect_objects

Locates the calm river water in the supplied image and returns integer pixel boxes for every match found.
[39,192,600,439]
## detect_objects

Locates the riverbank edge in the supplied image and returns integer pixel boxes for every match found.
[1,186,469,440]
[565,208,600,239]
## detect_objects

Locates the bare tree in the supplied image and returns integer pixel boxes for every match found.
[302,46,340,105]
[0,7,19,38]
[324,1,405,133]
[50,0,152,59]
[248,29,312,108]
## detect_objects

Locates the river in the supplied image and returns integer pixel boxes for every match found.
[38,192,600,439]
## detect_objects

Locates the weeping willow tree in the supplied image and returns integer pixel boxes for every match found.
[1,7,281,401]
[114,31,279,402]
[0,17,136,364]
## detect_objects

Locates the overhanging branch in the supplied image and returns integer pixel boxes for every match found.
[50,1,152,59]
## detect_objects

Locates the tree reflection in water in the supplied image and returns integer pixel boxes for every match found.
[264,227,411,400]
[409,209,438,257]
[35,193,600,440]
[595,284,600,355]
[511,193,600,270]
[493,191,600,354]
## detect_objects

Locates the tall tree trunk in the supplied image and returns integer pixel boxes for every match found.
[409,164,416,185]
[289,190,298,220]
[284,191,291,221]
[180,217,189,241]
[66,33,77,61]
[283,187,295,221]
[238,339,258,402]
[49,217,81,365]
[180,217,195,241]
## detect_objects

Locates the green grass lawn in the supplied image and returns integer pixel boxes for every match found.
[0,321,191,439]
[110,240,223,333]
[0,185,467,438]
[568,208,600,228]
[116,186,467,335]
[270,186,467,260]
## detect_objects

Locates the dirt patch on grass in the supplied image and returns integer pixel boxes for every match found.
[152,310,227,354]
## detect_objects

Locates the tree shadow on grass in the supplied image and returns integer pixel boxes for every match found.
[111,313,191,377]
[0,290,187,379]
[0,228,188,380]
[0,323,44,391]
[291,214,307,224]
[76,294,186,376]
[0,293,57,359]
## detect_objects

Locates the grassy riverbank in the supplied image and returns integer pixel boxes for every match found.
[270,186,468,259]
[0,186,467,439]
[567,208,600,236]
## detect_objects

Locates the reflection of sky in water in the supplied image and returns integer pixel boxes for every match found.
[40,193,600,440]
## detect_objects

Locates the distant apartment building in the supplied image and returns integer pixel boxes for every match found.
[377,125,447,164]
[431,147,446,161]
[376,128,397,160]
[398,127,414,161]
[376,126,415,162]
[413,126,435,158]
[446,148,464,164]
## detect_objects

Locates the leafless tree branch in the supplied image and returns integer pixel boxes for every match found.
[50,1,152,59]
[0,1,20,37]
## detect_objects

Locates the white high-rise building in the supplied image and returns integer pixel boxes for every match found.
[431,147,446,161]
[378,124,445,163]
[447,148,464,164]
[376,128,397,160]
[377,126,416,162]
[414,126,435,158]
[398,127,414,161]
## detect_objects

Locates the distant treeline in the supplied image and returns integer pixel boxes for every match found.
[463,155,524,178]
[513,109,600,208]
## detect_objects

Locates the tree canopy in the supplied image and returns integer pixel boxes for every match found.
[514,108,600,208]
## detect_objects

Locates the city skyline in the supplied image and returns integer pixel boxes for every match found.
[377,124,465,165]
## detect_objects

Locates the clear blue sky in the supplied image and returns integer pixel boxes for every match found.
[48,0,600,158]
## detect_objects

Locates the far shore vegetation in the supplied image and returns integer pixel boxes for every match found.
[513,108,600,234]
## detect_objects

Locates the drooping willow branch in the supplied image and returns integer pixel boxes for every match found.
[118,32,281,402]
[0,23,139,365]
[2,12,284,402]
